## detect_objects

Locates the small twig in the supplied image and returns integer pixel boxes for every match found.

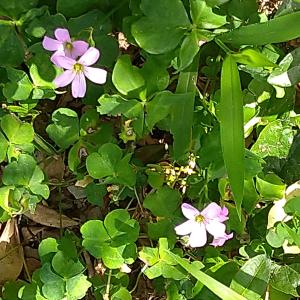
[130,264,148,294]
[134,186,143,212]
[83,251,95,278]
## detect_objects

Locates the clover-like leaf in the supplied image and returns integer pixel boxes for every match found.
[81,209,139,269]
[132,0,190,54]
[86,143,136,186]
[1,114,33,144]
[46,108,80,150]
[112,55,145,96]
[3,154,49,199]
[3,67,33,101]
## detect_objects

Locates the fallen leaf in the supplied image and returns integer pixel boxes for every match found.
[0,219,24,284]
[24,204,78,228]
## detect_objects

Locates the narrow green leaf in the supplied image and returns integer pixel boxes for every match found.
[230,255,272,300]
[219,55,244,218]
[219,12,300,46]
[167,251,247,300]
[171,52,200,160]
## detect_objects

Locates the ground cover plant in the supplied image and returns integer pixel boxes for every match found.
[1,0,300,299]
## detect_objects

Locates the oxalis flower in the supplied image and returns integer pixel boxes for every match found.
[43,28,88,59]
[175,203,233,248]
[51,47,107,98]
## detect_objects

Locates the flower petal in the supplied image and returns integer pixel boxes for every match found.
[42,36,63,51]
[181,203,200,220]
[51,55,75,69]
[205,220,226,238]
[78,47,99,66]
[210,233,233,247]
[72,73,86,98]
[54,28,71,42]
[84,66,107,84]
[188,223,207,247]
[71,41,89,59]
[201,202,226,221]
[54,70,76,87]
[174,220,195,236]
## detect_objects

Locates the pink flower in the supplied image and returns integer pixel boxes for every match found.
[175,203,233,248]
[51,47,107,98]
[42,28,88,59]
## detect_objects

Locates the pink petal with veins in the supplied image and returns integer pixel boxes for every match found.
[72,72,86,98]
[54,28,71,42]
[79,47,99,66]
[84,66,107,84]
[54,70,76,87]
[51,55,75,69]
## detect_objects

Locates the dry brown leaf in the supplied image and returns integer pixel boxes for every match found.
[0,219,24,284]
[24,204,78,228]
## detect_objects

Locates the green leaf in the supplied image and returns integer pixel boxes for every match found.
[0,0,38,18]
[86,143,123,179]
[167,251,247,300]
[143,186,181,217]
[131,0,190,54]
[270,264,300,297]
[46,108,79,150]
[145,91,173,130]
[268,47,300,87]
[0,25,24,66]
[3,154,49,199]
[3,68,33,101]
[230,255,272,300]
[232,48,277,68]
[284,197,300,216]
[190,0,227,28]
[139,58,170,96]
[104,209,140,246]
[52,251,84,278]
[111,287,132,300]
[98,95,143,118]
[178,30,200,71]
[219,11,300,46]
[28,52,61,89]
[57,0,103,18]
[66,274,92,299]
[170,92,195,160]
[256,173,285,199]
[219,55,244,217]
[0,132,8,163]
[38,238,58,263]
[81,220,110,257]
[1,114,34,145]
[251,120,294,159]
[112,55,145,96]
[39,263,65,300]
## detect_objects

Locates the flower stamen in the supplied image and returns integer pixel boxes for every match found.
[73,63,84,73]
[195,214,205,223]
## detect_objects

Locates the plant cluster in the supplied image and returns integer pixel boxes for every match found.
[1,0,300,299]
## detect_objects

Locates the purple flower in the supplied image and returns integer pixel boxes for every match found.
[175,203,233,248]
[42,28,88,59]
[51,47,107,98]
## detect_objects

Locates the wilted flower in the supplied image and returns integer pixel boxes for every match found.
[175,203,233,248]
[43,28,89,59]
[51,47,107,98]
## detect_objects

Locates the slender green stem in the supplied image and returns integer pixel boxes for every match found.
[215,38,233,55]
[104,269,112,300]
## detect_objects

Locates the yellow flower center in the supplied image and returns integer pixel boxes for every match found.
[65,42,73,50]
[195,214,205,223]
[73,63,84,73]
